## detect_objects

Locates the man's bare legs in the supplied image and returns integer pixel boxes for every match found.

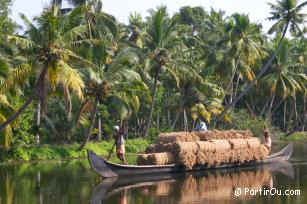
[117,154,127,165]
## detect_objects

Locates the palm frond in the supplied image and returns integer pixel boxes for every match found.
[57,25,88,44]
[58,60,84,98]
[7,36,36,50]
[0,62,33,94]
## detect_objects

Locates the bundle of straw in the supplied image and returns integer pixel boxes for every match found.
[137,152,174,165]
[211,140,231,152]
[157,132,199,143]
[246,137,261,149]
[177,151,197,169]
[228,139,248,150]
[196,141,216,153]
[147,152,174,165]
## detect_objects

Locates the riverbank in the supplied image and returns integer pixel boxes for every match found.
[0,139,149,164]
[280,132,307,141]
[1,132,306,165]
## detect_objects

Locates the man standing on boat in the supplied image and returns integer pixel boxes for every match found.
[195,119,208,131]
[263,128,271,153]
[113,125,127,164]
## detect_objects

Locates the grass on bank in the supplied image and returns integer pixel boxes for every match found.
[280,132,307,141]
[0,139,149,164]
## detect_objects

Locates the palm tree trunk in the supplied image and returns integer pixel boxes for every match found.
[260,98,270,117]
[96,100,102,141]
[226,54,241,91]
[64,86,72,120]
[156,111,160,131]
[97,110,102,141]
[183,109,188,132]
[233,74,240,101]
[267,94,275,121]
[272,98,284,114]
[302,95,307,131]
[171,91,187,130]
[165,89,171,128]
[143,68,159,137]
[64,86,72,142]
[283,100,287,131]
[229,82,234,104]
[225,55,241,105]
[35,101,41,145]
[192,120,196,131]
[294,95,298,128]
[287,98,295,132]
[221,22,290,116]
[78,97,99,150]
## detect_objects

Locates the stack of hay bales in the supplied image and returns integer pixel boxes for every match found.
[137,130,269,168]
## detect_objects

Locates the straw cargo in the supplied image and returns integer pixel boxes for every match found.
[246,137,261,148]
[157,132,199,143]
[145,143,174,153]
[228,139,249,150]
[137,152,174,165]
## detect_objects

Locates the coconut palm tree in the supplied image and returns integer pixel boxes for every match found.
[260,39,307,124]
[218,13,264,104]
[165,38,225,129]
[0,6,91,144]
[142,6,180,137]
[78,47,145,149]
[223,0,307,111]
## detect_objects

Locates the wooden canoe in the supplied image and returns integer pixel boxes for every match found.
[88,142,293,178]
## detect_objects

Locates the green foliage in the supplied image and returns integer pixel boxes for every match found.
[9,147,29,161]
[12,104,35,146]
[0,139,149,163]
[125,139,149,152]
[0,0,16,35]
[147,128,160,143]
[229,109,272,137]
[282,132,307,141]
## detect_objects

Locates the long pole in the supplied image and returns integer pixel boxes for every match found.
[107,142,116,160]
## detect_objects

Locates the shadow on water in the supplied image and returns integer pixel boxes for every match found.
[90,163,295,204]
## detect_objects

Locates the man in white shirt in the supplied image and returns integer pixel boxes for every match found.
[195,119,208,131]
[263,128,271,153]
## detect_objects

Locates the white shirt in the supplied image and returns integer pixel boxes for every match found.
[264,137,271,148]
[196,121,208,131]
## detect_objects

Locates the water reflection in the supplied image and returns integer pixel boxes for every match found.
[90,163,294,204]
[0,161,98,204]
[0,142,306,204]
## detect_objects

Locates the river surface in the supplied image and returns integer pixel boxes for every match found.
[0,142,306,204]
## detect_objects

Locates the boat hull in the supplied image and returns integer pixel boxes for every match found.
[88,142,293,178]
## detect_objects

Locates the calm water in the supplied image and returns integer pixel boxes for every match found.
[0,142,306,204]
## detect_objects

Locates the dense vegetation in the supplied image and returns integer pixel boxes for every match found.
[0,0,307,153]
[0,139,149,163]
